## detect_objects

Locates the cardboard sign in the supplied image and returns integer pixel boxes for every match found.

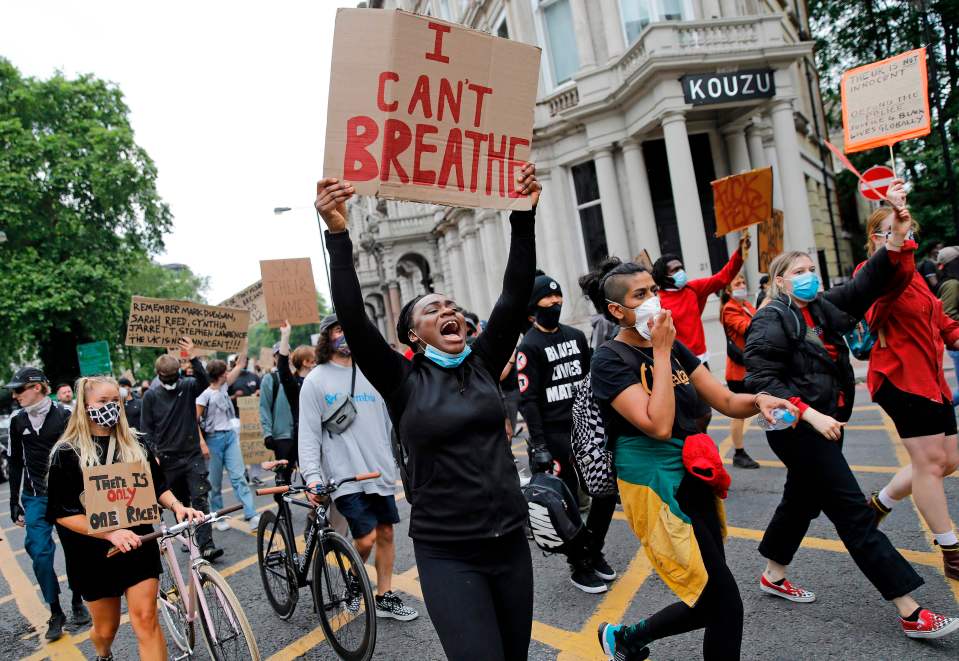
[632,250,653,271]
[77,340,113,377]
[712,167,773,237]
[841,48,931,153]
[126,297,249,353]
[323,9,541,210]
[82,462,160,533]
[260,258,320,328]
[238,395,272,465]
[259,347,275,371]
[757,209,784,274]
[219,281,267,327]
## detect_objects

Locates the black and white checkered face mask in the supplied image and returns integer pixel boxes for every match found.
[87,401,121,428]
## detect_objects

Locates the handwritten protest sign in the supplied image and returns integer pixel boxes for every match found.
[238,396,272,465]
[757,209,784,274]
[841,48,930,153]
[82,462,160,533]
[323,9,541,210]
[126,297,249,352]
[219,281,267,327]
[711,167,773,236]
[260,258,320,328]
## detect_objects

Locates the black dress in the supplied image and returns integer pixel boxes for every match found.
[46,436,166,601]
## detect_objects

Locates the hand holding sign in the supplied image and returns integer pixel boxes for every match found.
[315,179,354,233]
[515,163,541,208]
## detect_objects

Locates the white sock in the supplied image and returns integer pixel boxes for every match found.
[934,530,959,548]
[877,486,899,510]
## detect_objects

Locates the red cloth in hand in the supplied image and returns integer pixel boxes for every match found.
[682,433,731,499]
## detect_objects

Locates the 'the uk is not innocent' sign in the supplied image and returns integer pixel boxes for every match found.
[681,69,775,106]
[323,9,541,210]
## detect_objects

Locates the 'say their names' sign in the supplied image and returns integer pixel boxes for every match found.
[681,69,775,106]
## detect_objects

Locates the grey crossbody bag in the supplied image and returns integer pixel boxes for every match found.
[321,363,358,434]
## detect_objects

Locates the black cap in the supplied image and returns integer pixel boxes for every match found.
[5,367,48,389]
[118,377,133,387]
[319,314,340,334]
[528,273,562,310]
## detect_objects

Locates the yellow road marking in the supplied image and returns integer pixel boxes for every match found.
[720,457,959,479]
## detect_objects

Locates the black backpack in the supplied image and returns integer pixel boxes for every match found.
[522,472,584,555]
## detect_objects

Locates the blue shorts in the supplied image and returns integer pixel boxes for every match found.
[334,492,400,538]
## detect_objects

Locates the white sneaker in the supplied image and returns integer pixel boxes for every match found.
[214,518,231,532]
[248,514,261,530]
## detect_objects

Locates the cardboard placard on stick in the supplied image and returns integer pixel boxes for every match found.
[219,281,267,327]
[82,462,160,533]
[260,258,320,328]
[238,396,272,465]
[125,297,249,352]
[757,209,784,275]
[711,167,773,237]
[632,250,654,272]
[323,9,541,210]
[841,48,931,153]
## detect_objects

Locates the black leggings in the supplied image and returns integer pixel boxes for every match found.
[624,475,743,660]
[413,528,533,661]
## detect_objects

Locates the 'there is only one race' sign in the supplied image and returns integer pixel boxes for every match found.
[323,9,541,210]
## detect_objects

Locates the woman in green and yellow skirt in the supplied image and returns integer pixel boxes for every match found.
[580,257,795,660]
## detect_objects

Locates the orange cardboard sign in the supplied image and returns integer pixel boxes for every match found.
[757,209,784,275]
[323,9,541,210]
[841,48,931,153]
[711,167,773,237]
[260,258,320,328]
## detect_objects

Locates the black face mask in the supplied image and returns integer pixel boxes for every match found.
[535,303,562,329]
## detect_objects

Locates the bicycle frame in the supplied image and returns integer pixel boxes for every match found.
[270,492,332,588]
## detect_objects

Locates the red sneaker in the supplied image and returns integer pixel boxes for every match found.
[759,574,816,603]
[900,609,959,639]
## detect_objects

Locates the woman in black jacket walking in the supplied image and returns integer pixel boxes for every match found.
[314,165,540,661]
[744,195,958,640]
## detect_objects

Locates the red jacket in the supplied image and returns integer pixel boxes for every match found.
[859,243,959,403]
[720,298,756,382]
[660,250,744,357]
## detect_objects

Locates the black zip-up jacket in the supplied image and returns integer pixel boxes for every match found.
[326,208,536,543]
[140,357,209,463]
[744,246,898,423]
[8,402,71,519]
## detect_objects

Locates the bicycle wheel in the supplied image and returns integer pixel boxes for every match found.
[197,563,260,661]
[158,550,195,654]
[312,532,376,661]
[256,509,299,618]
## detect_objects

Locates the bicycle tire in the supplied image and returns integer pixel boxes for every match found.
[197,563,261,661]
[158,549,195,654]
[312,532,376,661]
[256,509,299,619]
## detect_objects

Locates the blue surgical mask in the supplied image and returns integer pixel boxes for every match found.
[671,269,689,289]
[424,343,472,368]
[789,272,821,302]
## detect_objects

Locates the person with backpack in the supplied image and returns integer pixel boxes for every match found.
[315,165,540,661]
[259,343,296,484]
[517,272,616,594]
[856,204,959,582]
[584,256,795,660]
[720,271,760,469]
[745,189,959,640]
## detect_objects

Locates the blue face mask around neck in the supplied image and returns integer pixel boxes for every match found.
[789,271,821,302]
[424,343,472,368]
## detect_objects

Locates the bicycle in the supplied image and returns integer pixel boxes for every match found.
[256,469,380,661]
[107,504,260,660]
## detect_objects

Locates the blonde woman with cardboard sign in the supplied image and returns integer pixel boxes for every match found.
[46,376,205,661]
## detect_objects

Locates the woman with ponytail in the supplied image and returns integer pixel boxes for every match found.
[46,376,204,661]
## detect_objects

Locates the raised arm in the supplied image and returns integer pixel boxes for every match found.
[317,179,409,397]
[689,235,747,300]
[472,163,541,377]
[226,338,248,387]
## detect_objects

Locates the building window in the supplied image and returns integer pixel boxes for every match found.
[619,0,694,45]
[571,161,609,268]
[533,0,580,87]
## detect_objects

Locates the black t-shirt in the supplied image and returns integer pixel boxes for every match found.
[590,340,703,443]
[918,258,938,293]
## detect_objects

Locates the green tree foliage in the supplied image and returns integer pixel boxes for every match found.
[809,0,959,252]
[0,59,174,384]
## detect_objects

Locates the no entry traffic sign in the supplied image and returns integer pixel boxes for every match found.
[858,165,896,201]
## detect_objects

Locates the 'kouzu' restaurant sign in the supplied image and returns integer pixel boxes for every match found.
[681,69,776,106]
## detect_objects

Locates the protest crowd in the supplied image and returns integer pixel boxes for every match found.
[4,6,959,661]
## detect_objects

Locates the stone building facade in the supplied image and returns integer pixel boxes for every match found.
[348,0,853,365]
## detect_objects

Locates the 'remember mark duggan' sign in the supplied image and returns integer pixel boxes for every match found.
[125,297,250,352]
[323,9,541,210]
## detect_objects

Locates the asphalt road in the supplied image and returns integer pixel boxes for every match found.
[1,381,958,659]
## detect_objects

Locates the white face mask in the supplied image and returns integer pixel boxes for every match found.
[731,288,748,301]
[119,387,129,399]
[630,296,662,340]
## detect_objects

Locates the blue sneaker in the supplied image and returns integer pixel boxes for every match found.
[597,622,649,661]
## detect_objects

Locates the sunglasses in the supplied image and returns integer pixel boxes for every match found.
[13,384,37,395]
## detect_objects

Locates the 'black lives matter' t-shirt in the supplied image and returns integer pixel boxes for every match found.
[517,324,591,444]
[590,340,703,444]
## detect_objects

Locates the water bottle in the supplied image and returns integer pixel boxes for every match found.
[755,407,797,431]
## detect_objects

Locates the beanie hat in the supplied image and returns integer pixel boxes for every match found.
[682,434,731,499]
[528,273,562,310]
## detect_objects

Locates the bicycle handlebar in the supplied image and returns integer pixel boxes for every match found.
[254,471,382,498]
[105,503,244,557]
